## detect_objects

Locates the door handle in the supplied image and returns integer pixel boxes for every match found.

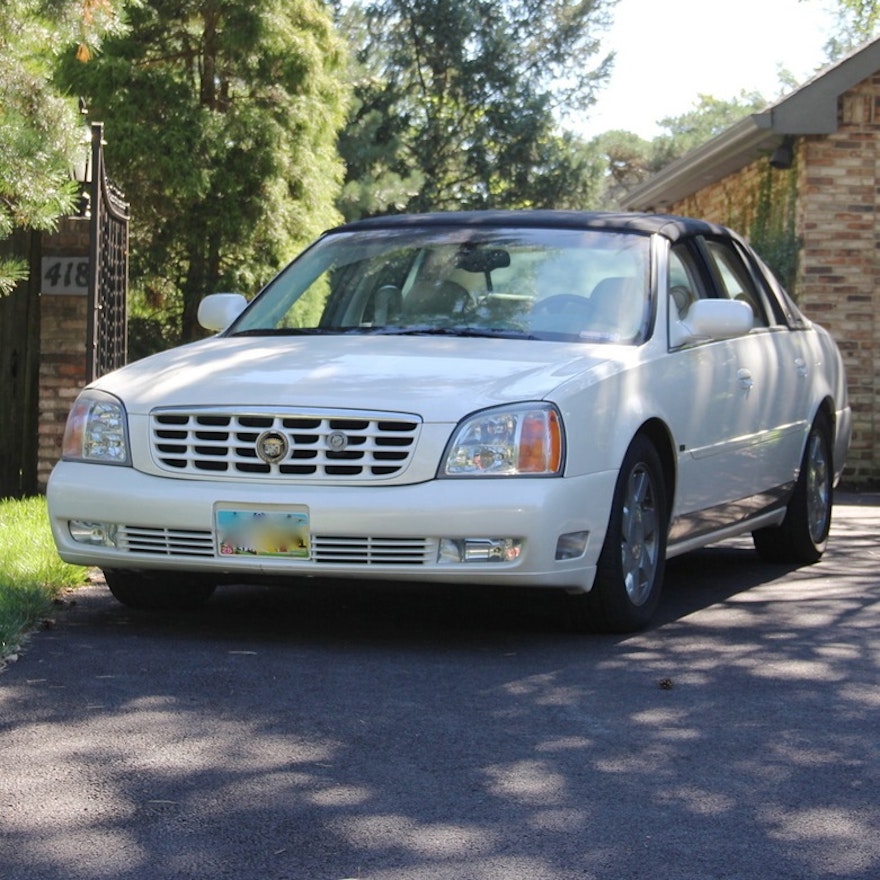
[737,368,753,390]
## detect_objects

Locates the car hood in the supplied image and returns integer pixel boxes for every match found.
[94,335,627,421]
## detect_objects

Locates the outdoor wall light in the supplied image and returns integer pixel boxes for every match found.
[770,135,796,170]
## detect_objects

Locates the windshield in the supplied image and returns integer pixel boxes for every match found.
[228,225,652,344]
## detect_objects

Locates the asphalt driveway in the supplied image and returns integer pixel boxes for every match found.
[2,495,879,880]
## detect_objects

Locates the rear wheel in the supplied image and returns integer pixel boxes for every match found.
[103,569,216,611]
[753,413,833,564]
[570,435,668,633]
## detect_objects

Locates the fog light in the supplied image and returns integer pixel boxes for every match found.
[438,538,465,563]
[555,531,589,560]
[69,520,118,547]
[438,538,522,564]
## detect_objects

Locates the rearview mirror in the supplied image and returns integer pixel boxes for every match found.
[455,247,511,273]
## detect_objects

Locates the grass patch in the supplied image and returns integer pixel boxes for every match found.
[0,496,89,658]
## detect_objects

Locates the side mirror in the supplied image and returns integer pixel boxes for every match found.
[671,298,754,347]
[198,293,248,331]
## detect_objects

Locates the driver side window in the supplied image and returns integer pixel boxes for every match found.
[702,239,770,328]
[667,246,702,348]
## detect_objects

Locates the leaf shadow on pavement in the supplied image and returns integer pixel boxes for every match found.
[2,499,879,880]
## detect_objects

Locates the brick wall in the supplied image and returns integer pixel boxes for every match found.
[38,218,90,489]
[798,77,880,486]
[670,76,880,487]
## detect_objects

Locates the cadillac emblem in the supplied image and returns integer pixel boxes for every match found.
[255,430,290,464]
[327,431,349,452]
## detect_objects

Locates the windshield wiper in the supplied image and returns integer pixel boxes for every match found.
[227,326,370,337]
[372,325,538,340]
[227,325,538,340]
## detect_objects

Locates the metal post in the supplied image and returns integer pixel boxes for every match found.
[85,122,103,384]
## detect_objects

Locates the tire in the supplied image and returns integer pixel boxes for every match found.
[753,413,833,564]
[570,435,668,633]
[103,569,216,611]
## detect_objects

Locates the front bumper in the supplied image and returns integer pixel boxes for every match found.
[47,462,618,593]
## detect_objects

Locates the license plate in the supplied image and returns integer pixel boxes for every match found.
[216,508,310,558]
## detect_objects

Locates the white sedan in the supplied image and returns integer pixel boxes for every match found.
[48,211,851,632]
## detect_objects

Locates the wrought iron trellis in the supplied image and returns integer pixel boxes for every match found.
[86,122,130,383]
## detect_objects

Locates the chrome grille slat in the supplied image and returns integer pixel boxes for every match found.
[118,526,215,557]
[114,527,435,565]
[310,536,436,565]
[150,409,420,479]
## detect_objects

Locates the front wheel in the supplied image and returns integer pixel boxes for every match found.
[569,435,668,633]
[753,413,833,564]
[103,569,216,611]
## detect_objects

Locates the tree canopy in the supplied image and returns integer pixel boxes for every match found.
[336,0,615,218]
[0,0,119,295]
[589,91,769,208]
[821,0,880,58]
[57,0,349,342]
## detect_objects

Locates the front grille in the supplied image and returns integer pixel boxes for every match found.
[149,408,420,480]
[311,536,436,565]
[117,526,215,557]
[115,527,434,566]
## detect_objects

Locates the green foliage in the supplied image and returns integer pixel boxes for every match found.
[651,92,767,168]
[0,1,120,295]
[127,301,182,363]
[590,128,652,208]
[822,0,880,59]
[748,161,801,296]
[589,92,769,209]
[0,259,31,298]
[56,0,350,344]
[336,0,615,218]
[0,496,89,658]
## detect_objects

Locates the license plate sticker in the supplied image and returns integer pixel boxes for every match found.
[216,508,310,558]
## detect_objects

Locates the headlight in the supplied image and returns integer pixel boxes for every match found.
[441,403,564,477]
[62,389,131,466]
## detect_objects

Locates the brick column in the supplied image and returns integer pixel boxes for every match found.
[38,217,90,489]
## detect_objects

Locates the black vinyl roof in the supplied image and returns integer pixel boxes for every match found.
[333,210,736,243]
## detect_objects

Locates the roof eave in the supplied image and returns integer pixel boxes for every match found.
[620,115,776,211]
[622,35,880,212]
